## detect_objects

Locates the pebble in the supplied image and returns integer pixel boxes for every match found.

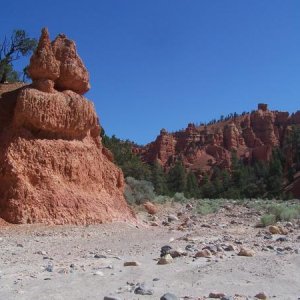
[103,296,122,300]
[276,237,287,242]
[209,292,225,298]
[269,225,287,235]
[238,247,255,257]
[255,292,267,299]
[194,249,212,258]
[123,261,140,266]
[223,245,235,251]
[161,245,172,257]
[45,262,54,272]
[94,254,107,259]
[93,271,104,276]
[160,293,178,300]
[157,254,173,265]
[185,244,196,252]
[168,215,179,222]
[134,284,154,295]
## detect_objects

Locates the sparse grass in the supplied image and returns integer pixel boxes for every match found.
[259,202,300,227]
[260,214,276,226]
[196,199,221,215]
[267,203,300,222]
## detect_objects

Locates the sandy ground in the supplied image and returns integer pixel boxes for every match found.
[0,202,299,300]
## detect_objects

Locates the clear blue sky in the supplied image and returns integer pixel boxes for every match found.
[2,0,300,144]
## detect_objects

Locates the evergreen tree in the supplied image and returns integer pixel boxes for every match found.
[185,172,199,198]
[101,132,151,180]
[266,149,284,198]
[167,161,186,194]
[151,161,169,195]
[0,29,37,83]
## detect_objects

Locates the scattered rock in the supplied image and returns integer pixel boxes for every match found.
[45,262,54,272]
[169,249,187,258]
[195,249,212,258]
[103,296,122,300]
[94,254,107,259]
[144,201,158,215]
[161,245,172,257]
[93,271,104,276]
[123,261,140,267]
[185,244,197,252]
[150,222,159,226]
[209,292,226,298]
[276,237,287,242]
[160,293,178,300]
[238,247,255,257]
[168,215,179,222]
[134,284,154,295]
[255,292,267,299]
[157,254,173,265]
[223,244,235,251]
[269,225,287,235]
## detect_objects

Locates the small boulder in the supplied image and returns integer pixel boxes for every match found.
[157,254,173,265]
[160,293,178,300]
[255,292,267,299]
[269,225,287,235]
[168,214,179,222]
[195,249,212,258]
[160,245,172,257]
[144,201,158,215]
[134,284,153,295]
[123,261,140,267]
[238,247,255,257]
[209,292,226,298]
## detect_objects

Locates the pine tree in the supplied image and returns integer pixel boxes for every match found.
[267,149,284,198]
[151,162,169,195]
[185,172,199,198]
[167,161,186,194]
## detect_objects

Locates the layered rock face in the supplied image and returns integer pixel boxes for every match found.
[0,28,134,224]
[139,104,300,173]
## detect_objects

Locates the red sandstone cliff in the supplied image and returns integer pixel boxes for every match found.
[0,28,134,225]
[139,104,300,177]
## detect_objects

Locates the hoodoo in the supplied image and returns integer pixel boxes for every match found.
[0,28,134,224]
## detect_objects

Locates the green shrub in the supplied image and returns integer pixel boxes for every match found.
[124,177,155,205]
[267,204,300,222]
[260,214,276,227]
[173,192,188,203]
[196,199,221,215]
[154,195,172,203]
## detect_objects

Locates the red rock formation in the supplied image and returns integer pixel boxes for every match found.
[139,104,300,188]
[0,29,134,225]
[52,33,90,95]
[28,28,60,81]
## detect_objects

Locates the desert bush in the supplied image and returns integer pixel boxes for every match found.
[154,195,172,204]
[124,177,155,205]
[260,214,276,226]
[196,199,221,215]
[267,203,300,222]
[173,192,188,203]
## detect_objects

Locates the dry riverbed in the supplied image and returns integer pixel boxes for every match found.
[0,201,300,300]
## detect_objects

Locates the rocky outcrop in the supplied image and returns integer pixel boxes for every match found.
[52,33,90,95]
[28,28,60,81]
[0,29,134,225]
[28,28,90,95]
[139,104,300,183]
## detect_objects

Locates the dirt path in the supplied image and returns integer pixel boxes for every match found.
[0,203,299,300]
